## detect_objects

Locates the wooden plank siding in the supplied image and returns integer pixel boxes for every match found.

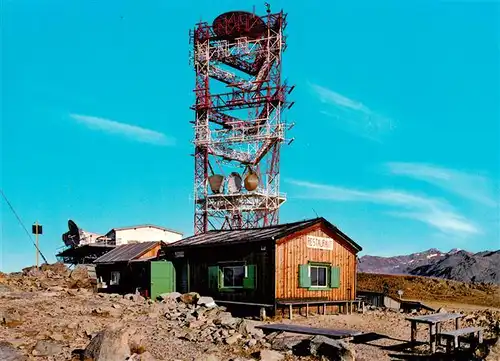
[275,224,357,301]
[138,244,162,260]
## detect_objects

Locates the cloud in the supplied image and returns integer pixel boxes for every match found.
[386,162,497,207]
[70,114,175,146]
[309,83,395,142]
[286,179,480,236]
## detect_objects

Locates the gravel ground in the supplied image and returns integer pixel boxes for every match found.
[1,289,498,361]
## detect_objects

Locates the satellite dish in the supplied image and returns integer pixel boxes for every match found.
[244,168,259,191]
[208,174,224,194]
[227,172,242,194]
[62,219,81,247]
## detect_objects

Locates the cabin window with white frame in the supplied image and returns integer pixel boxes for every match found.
[310,265,328,287]
[222,265,245,288]
[110,271,120,285]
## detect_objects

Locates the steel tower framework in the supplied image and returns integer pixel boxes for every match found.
[189,5,294,234]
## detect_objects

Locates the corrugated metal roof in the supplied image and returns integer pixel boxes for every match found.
[168,218,362,252]
[94,241,161,264]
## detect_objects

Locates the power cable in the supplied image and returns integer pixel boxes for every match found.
[0,189,49,264]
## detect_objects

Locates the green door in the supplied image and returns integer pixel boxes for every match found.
[150,261,175,300]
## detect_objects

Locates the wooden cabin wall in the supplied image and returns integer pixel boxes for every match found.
[169,242,275,305]
[138,244,162,260]
[275,225,357,301]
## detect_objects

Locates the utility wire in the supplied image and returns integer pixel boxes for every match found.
[0,189,49,264]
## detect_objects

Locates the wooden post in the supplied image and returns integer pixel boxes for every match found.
[430,324,437,354]
[323,303,326,315]
[260,307,267,321]
[411,321,417,346]
[35,221,39,268]
[306,303,309,318]
[455,317,460,330]
[289,304,293,320]
[478,330,483,344]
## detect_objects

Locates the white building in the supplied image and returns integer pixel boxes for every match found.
[103,224,183,246]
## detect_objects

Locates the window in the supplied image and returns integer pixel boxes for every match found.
[222,265,245,288]
[310,265,328,287]
[110,271,120,285]
[299,263,341,289]
[208,264,256,290]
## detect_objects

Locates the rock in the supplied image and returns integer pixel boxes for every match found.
[0,308,23,327]
[197,296,217,308]
[129,351,157,360]
[246,339,258,347]
[224,333,242,345]
[83,323,131,361]
[486,338,500,361]
[437,307,447,313]
[0,341,28,361]
[195,355,220,361]
[32,340,63,356]
[258,349,285,361]
[215,312,238,327]
[300,335,355,361]
[271,336,306,351]
[158,291,181,301]
[237,319,264,339]
[179,292,200,305]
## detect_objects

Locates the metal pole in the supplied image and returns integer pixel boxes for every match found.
[35,221,39,268]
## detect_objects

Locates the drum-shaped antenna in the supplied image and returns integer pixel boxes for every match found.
[208,174,225,194]
[244,169,259,191]
[227,172,242,194]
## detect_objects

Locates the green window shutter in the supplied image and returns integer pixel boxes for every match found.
[299,264,311,288]
[208,266,219,289]
[330,266,340,288]
[243,265,256,289]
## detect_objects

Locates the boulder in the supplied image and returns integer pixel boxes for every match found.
[1,308,23,327]
[486,338,500,361]
[0,341,28,361]
[158,291,181,301]
[437,307,447,314]
[83,323,131,361]
[129,351,157,360]
[32,340,64,357]
[237,319,264,339]
[179,292,200,305]
[197,296,217,308]
[258,349,285,361]
[224,333,242,345]
[299,335,355,361]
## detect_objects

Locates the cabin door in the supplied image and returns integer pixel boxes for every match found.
[150,261,175,300]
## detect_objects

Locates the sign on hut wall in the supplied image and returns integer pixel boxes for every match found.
[306,236,334,250]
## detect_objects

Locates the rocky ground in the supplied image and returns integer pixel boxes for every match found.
[1,263,499,361]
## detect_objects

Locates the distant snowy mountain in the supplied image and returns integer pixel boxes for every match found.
[358,248,500,284]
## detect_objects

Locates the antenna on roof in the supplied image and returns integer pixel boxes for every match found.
[312,208,319,218]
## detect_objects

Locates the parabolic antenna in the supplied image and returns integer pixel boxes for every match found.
[62,219,81,247]
[208,174,225,194]
[227,172,242,194]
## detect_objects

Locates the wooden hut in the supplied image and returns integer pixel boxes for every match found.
[164,218,362,317]
[94,241,175,299]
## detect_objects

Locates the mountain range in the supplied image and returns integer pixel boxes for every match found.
[358,248,500,284]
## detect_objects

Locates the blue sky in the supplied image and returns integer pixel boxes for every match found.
[1,0,499,272]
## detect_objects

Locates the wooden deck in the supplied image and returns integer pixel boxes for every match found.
[276,299,364,319]
[256,323,363,339]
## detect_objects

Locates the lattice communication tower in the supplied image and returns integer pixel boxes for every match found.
[189,4,294,234]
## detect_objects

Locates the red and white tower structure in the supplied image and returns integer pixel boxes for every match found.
[190,5,294,234]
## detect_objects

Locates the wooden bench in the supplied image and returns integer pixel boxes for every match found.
[256,323,363,340]
[438,326,484,353]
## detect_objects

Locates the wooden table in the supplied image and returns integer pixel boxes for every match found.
[405,313,464,353]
